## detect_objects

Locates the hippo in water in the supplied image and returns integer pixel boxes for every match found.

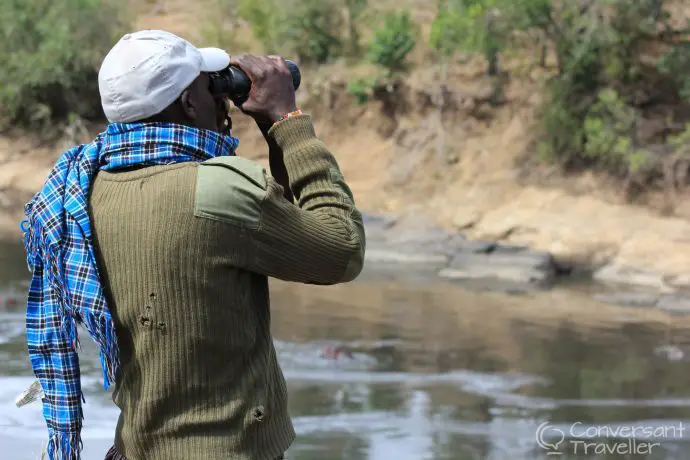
[320,345,354,360]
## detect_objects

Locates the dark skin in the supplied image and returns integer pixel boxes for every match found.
[147,56,297,202]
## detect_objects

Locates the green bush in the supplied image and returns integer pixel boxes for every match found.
[582,89,647,174]
[430,6,468,58]
[529,0,690,181]
[536,78,585,165]
[346,76,379,104]
[430,0,505,75]
[669,123,690,158]
[0,0,127,131]
[366,11,417,74]
[657,43,690,100]
[285,0,344,64]
[237,0,345,63]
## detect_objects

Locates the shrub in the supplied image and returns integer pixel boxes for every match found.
[657,42,690,100]
[0,0,127,132]
[669,123,690,158]
[284,0,344,64]
[536,78,585,165]
[430,0,507,75]
[582,89,647,174]
[366,11,417,75]
[531,0,690,181]
[237,0,344,63]
[430,6,468,58]
[346,76,379,104]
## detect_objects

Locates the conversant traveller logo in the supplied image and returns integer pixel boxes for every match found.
[535,421,686,456]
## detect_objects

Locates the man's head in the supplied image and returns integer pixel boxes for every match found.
[98,30,229,131]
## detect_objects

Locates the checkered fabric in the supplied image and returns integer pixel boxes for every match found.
[21,122,239,460]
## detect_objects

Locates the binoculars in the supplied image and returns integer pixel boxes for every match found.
[208,60,301,106]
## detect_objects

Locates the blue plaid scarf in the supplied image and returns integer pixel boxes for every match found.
[21,122,239,460]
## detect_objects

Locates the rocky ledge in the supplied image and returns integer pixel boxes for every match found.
[363,212,569,287]
[362,212,690,314]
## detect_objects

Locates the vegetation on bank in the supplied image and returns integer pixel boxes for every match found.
[2,0,690,198]
[0,0,127,137]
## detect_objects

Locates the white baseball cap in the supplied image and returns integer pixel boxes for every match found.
[98,30,230,123]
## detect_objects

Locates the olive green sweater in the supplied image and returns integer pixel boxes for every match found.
[88,115,366,460]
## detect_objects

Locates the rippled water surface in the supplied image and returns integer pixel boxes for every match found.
[3,241,690,459]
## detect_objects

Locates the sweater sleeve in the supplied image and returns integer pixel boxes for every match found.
[195,114,366,284]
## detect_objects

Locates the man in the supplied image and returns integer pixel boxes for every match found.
[21,29,365,460]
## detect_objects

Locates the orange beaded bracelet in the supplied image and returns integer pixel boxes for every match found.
[278,109,303,122]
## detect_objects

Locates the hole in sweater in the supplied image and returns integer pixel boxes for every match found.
[253,407,265,421]
[139,316,151,327]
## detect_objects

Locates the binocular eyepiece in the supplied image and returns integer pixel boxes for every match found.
[208,60,301,106]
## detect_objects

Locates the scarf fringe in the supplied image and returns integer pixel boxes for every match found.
[23,214,80,350]
[23,211,119,390]
[86,312,120,389]
[47,431,82,460]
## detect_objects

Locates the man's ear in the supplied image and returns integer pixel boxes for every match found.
[179,89,197,121]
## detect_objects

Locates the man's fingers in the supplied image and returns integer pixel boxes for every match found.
[229,55,258,78]
[268,56,290,75]
[230,55,277,82]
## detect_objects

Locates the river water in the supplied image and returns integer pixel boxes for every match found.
[2,241,690,460]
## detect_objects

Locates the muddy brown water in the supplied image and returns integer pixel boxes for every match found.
[2,240,690,459]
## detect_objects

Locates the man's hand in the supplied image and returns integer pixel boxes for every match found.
[229,55,296,202]
[228,55,297,126]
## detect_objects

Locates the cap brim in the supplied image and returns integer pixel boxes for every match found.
[199,47,230,72]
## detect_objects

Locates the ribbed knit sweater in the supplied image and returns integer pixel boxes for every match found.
[88,115,366,460]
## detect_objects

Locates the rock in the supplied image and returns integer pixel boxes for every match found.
[451,211,481,230]
[654,345,686,362]
[593,292,659,308]
[439,249,556,286]
[657,293,690,315]
[364,245,449,266]
[361,213,395,243]
[492,244,531,254]
[593,264,665,289]
[664,273,690,292]
[383,213,454,246]
[361,211,560,287]
[454,239,497,254]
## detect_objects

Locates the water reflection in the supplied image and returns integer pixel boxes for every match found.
[2,256,690,459]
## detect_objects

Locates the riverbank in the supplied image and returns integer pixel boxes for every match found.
[4,114,690,302]
[4,173,690,316]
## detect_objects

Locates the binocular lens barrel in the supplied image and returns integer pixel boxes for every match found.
[209,59,301,106]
